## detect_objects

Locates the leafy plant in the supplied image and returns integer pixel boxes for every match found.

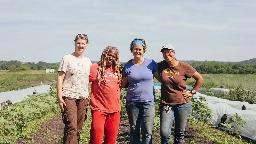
[219,113,246,138]
[0,87,59,143]
[190,96,212,124]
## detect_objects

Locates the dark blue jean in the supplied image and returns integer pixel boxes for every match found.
[160,102,191,144]
[126,101,155,144]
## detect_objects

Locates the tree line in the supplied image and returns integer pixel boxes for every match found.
[189,61,256,74]
[0,60,59,72]
[1,60,256,74]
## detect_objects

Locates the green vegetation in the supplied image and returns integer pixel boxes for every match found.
[189,61,256,74]
[1,71,255,143]
[195,74,256,90]
[220,113,246,138]
[0,87,254,143]
[0,70,56,92]
[219,85,256,104]
[187,116,249,144]
[0,88,59,143]
[186,74,256,104]
[236,58,256,65]
[190,96,212,124]
[79,110,92,143]
[2,58,256,74]
[0,60,59,71]
[188,97,250,144]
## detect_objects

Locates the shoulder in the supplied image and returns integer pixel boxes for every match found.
[62,54,72,59]
[157,60,166,67]
[157,60,166,72]
[61,54,73,61]
[90,63,99,72]
[82,56,91,63]
[144,58,157,65]
[179,61,192,68]
[179,61,195,71]
[91,62,99,68]
[124,60,133,68]
[125,59,133,65]
[145,58,153,62]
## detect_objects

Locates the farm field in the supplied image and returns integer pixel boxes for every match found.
[0,70,56,92]
[2,88,253,144]
[0,72,256,143]
[189,74,256,104]
[188,74,256,90]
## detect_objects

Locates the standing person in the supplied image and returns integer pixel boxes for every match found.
[121,38,161,144]
[57,34,91,144]
[89,46,122,144]
[158,44,203,144]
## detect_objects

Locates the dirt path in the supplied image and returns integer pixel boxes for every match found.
[17,113,211,144]
[17,115,64,144]
[17,114,131,144]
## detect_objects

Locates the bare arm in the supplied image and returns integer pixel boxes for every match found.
[57,71,66,112]
[153,71,162,83]
[183,71,203,98]
[121,77,128,88]
[191,71,203,92]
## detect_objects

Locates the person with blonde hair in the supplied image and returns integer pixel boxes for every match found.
[57,34,91,144]
[89,46,122,144]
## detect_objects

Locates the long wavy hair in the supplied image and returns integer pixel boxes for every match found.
[97,46,122,85]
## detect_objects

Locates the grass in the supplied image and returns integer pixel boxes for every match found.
[0,70,9,74]
[186,74,256,90]
[0,70,56,92]
[187,117,253,144]
[186,74,256,104]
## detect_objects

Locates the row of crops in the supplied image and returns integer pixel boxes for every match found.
[0,88,59,143]
[1,86,255,143]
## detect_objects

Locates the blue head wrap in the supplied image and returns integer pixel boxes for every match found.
[132,40,145,48]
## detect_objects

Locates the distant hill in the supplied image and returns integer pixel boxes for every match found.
[236,58,256,65]
[181,58,256,65]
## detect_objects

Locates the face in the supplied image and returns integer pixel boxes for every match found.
[162,49,175,62]
[132,44,144,58]
[75,39,88,56]
[106,50,117,67]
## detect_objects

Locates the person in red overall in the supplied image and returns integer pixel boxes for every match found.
[89,46,122,144]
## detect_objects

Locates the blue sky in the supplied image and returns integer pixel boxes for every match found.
[0,0,256,63]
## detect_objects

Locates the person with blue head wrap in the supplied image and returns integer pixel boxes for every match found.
[121,38,162,144]
[131,39,145,48]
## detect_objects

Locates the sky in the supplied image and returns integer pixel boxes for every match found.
[0,0,256,63]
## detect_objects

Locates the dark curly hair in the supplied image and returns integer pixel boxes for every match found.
[97,46,122,86]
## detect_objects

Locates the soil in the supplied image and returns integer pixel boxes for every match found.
[16,113,211,144]
[17,115,64,144]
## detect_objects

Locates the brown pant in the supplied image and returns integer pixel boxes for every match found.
[62,97,88,144]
